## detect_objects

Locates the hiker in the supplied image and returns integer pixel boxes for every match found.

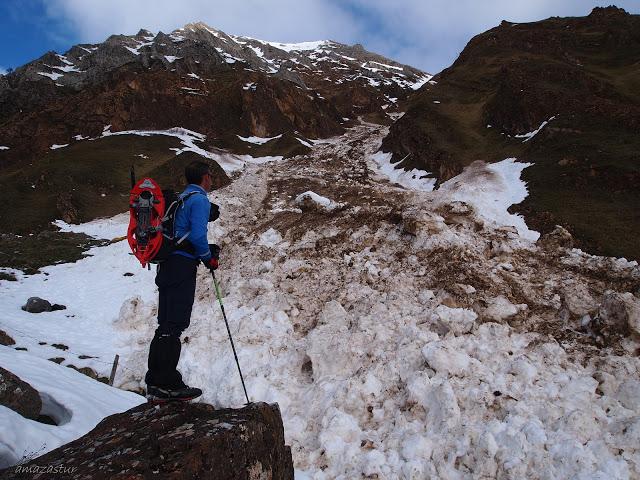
[145,160,220,401]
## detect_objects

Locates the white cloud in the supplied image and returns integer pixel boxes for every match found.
[43,0,640,73]
[0,67,6,76]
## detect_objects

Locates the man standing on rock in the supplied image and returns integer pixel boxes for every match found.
[145,161,220,401]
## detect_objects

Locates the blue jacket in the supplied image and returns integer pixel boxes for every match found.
[172,184,211,261]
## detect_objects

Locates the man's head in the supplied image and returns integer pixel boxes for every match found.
[185,161,213,191]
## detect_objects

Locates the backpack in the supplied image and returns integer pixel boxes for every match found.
[127,177,197,268]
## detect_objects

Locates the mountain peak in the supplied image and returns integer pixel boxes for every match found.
[588,5,629,17]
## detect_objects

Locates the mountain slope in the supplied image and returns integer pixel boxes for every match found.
[0,23,429,234]
[381,6,640,261]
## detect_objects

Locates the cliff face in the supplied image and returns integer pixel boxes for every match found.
[381,6,640,260]
[4,401,294,480]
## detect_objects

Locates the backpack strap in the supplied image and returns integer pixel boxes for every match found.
[173,191,204,246]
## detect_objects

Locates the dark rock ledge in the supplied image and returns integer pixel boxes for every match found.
[4,401,294,480]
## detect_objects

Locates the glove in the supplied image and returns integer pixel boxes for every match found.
[205,257,219,271]
[209,203,220,222]
[204,244,220,271]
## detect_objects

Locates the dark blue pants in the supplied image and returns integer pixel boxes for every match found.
[145,254,199,388]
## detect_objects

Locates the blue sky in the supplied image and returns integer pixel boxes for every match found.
[1,0,639,75]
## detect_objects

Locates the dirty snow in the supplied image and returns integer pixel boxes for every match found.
[1,123,639,478]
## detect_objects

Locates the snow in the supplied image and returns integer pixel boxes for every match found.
[125,46,140,56]
[370,60,404,71]
[2,123,639,477]
[237,134,282,145]
[369,151,437,191]
[164,55,181,63]
[187,73,202,80]
[37,71,63,81]
[49,144,69,150]
[515,116,556,142]
[0,346,144,468]
[101,127,280,172]
[410,75,432,90]
[260,40,330,52]
[0,146,9,150]
[296,137,313,148]
[437,158,540,242]
[294,191,335,209]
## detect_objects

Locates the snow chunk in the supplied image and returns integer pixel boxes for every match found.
[483,295,527,321]
[49,144,69,150]
[258,228,283,248]
[164,55,181,63]
[0,146,9,150]
[435,305,478,335]
[294,191,338,211]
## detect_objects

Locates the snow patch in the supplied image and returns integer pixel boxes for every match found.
[368,151,437,192]
[438,159,539,241]
[237,134,282,145]
[38,72,63,81]
[0,346,144,468]
[515,116,556,142]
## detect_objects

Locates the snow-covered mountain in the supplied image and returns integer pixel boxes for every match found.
[1,123,639,477]
[0,22,429,170]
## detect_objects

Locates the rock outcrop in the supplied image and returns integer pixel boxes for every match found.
[0,367,42,420]
[4,401,293,480]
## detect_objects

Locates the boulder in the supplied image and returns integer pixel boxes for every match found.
[21,297,51,313]
[0,367,42,420]
[20,297,66,313]
[0,330,15,346]
[3,401,294,480]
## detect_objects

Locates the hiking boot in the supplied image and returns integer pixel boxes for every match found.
[146,384,202,402]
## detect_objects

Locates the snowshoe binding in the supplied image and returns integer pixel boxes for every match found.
[146,385,202,403]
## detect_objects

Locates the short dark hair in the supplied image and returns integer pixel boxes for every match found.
[185,161,210,185]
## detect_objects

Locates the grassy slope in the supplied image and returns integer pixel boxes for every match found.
[386,12,640,260]
[0,134,230,234]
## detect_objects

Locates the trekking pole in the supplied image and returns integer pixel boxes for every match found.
[211,271,250,404]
